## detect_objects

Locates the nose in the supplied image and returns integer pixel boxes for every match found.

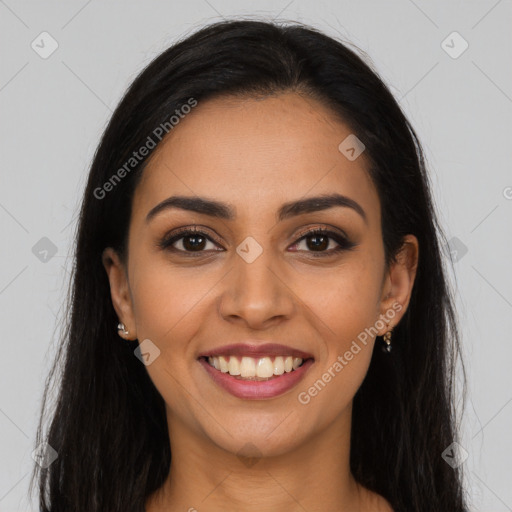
[218,244,295,330]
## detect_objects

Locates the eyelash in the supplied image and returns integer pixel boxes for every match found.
[157,226,356,258]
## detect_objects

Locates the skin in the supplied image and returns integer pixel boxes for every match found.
[102,91,418,511]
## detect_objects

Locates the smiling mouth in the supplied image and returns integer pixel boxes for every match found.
[198,355,313,381]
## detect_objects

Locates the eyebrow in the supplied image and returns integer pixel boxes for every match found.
[145,193,367,225]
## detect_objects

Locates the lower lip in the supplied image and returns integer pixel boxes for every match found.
[198,357,314,400]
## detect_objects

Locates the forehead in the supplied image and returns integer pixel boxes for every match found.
[132,92,380,225]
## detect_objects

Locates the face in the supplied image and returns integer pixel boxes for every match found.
[103,91,418,460]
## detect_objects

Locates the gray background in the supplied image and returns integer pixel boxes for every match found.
[1,1,511,510]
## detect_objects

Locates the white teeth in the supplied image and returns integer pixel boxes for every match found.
[256,357,274,378]
[209,356,229,373]
[218,356,229,373]
[273,356,285,375]
[227,356,241,375]
[240,357,256,377]
[206,355,305,378]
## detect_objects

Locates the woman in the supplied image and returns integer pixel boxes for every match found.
[31,19,468,511]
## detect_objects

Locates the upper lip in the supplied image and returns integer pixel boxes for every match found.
[199,343,314,360]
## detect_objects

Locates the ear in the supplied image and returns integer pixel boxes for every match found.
[102,247,137,340]
[377,234,419,334]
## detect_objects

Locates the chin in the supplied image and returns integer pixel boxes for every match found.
[205,417,310,460]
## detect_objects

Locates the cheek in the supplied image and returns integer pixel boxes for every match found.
[293,256,382,409]
[127,257,215,424]
[297,255,383,341]
[128,252,214,342]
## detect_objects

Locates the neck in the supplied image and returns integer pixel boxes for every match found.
[146,404,374,512]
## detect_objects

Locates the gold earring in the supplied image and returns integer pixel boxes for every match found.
[382,327,393,353]
[382,331,391,354]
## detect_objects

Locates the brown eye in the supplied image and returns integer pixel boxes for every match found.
[289,228,356,256]
[177,233,208,251]
[158,226,356,258]
[158,227,223,255]
[302,233,330,251]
